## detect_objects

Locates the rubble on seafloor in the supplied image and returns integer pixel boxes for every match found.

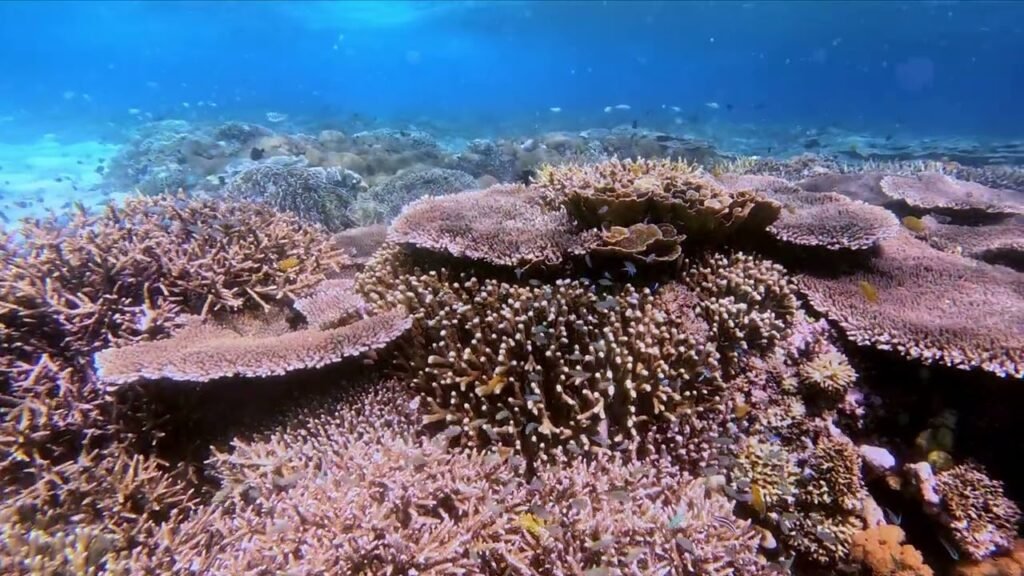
[1,151,1022,575]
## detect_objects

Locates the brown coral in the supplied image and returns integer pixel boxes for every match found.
[767,191,900,251]
[537,158,781,241]
[798,234,1024,379]
[94,307,410,385]
[388,184,598,267]
[593,222,683,262]
[0,195,345,365]
[955,539,1024,576]
[799,436,868,514]
[143,378,769,575]
[850,525,934,576]
[935,463,1022,560]
[880,173,1024,221]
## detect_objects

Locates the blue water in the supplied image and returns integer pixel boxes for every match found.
[1,0,1023,142]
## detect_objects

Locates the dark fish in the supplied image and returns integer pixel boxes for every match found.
[631,119,638,129]
[725,103,734,111]
[249,147,265,161]
[885,134,893,142]
[95,165,105,175]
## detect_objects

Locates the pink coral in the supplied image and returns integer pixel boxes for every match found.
[798,233,1024,379]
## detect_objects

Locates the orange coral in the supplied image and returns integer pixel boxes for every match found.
[850,525,934,576]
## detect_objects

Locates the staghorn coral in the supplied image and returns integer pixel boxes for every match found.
[388,184,599,268]
[880,173,1024,221]
[788,511,864,566]
[94,307,410,386]
[915,215,1024,271]
[850,525,934,576]
[0,357,195,575]
[798,233,1024,379]
[144,378,768,575]
[0,195,345,366]
[222,164,367,231]
[799,351,858,398]
[934,463,1021,560]
[536,158,781,241]
[767,191,900,251]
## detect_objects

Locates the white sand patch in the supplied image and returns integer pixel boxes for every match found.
[0,137,128,228]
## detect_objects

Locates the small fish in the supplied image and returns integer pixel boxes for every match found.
[622,261,637,276]
[675,535,696,553]
[588,535,615,551]
[670,105,682,112]
[858,280,879,304]
[614,104,631,110]
[595,297,619,311]
[734,403,751,418]
[939,536,960,560]
[518,512,546,538]
[583,568,613,576]
[883,507,902,526]
[815,529,837,544]
[605,489,630,504]
[713,515,738,532]
[475,374,507,396]
[529,503,554,522]
[549,107,562,113]
[668,505,688,528]
[705,101,720,109]
[278,256,301,272]
[597,278,614,287]
[585,254,593,268]
[570,497,590,512]
[901,215,927,234]
[750,484,766,516]
[266,111,288,123]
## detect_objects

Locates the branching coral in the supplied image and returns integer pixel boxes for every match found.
[358,262,723,462]
[94,307,410,386]
[141,378,769,575]
[880,173,1024,221]
[388,184,599,268]
[0,195,346,365]
[935,463,1021,560]
[360,167,478,221]
[0,357,195,574]
[850,525,934,576]
[798,233,1024,379]
[684,252,798,365]
[222,164,366,231]
[536,158,781,241]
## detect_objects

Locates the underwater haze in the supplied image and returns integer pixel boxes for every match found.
[1,0,1024,140]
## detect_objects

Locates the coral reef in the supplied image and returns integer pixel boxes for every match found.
[914,215,1024,271]
[767,191,900,251]
[222,163,366,231]
[955,539,1024,576]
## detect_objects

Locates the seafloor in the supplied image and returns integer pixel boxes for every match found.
[1,120,1023,576]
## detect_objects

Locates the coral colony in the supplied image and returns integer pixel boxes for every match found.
[2,131,1023,576]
